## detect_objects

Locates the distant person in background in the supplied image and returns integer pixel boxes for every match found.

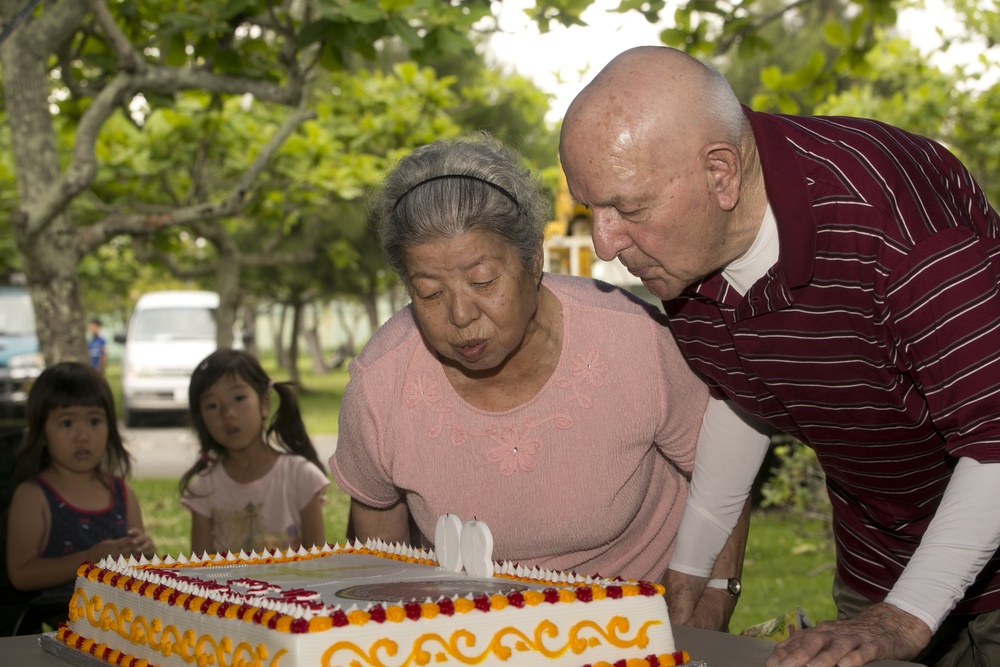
[330,133,762,632]
[7,363,155,599]
[180,350,328,555]
[87,318,106,374]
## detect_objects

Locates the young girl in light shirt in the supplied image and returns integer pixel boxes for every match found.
[180,350,328,555]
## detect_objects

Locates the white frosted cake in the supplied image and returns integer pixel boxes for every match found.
[57,540,688,667]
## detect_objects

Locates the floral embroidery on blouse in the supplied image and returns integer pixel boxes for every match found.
[403,349,607,475]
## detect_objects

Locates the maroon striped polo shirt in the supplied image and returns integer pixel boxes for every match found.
[666,108,1000,614]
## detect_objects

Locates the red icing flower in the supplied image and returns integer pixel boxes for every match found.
[290,618,309,634]
[368,605,386,623]
[672,650,687,664]
[507,592,525,608]
[638,581,657,596]
[216,602,230,618]
[473,595,490,612]
[331,610,349,627]
[614,660,627,667]
[438,598,455,616]
[404,601,422,620]
[606,585,623,599]
[576,587,593,603]
[543,588,559,604]
[647,655,661,667]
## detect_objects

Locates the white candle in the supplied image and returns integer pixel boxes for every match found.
[434,513,464,572]
[460,517,495,579]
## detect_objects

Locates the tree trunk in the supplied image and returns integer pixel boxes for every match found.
[304,302,328,375]
[272,303,287,369]
[1,6,89,364]
[214,251,241,350]
[360,291,379,340]
[288,297,303,388]
[241,299,258,358]
[333,300,357,352]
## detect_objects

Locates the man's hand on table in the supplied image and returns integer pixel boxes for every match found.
[764,602,931,667]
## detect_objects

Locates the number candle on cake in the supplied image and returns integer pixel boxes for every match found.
[461,515,495,578]
[434,512,464,572]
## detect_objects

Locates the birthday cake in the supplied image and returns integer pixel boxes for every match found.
[56,540,688,667]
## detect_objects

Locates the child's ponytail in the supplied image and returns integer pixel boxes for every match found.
[267,382,325,474]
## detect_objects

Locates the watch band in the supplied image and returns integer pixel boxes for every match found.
[706,577,742,598]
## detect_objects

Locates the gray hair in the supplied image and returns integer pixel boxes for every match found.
[701,64,746,145]
[372,133,550,280]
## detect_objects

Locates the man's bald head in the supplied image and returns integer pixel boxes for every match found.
[557,47,765,300]
[561,46,744,164]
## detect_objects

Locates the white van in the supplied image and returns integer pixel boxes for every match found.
[117,290,223,427]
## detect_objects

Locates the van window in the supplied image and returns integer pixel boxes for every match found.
[132,307,217,342]
[0,292,37,336]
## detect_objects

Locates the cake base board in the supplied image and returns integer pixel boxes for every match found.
[39,632,104,667]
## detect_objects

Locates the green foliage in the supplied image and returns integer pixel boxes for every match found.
[816,33,1000,206]
[760,435,832,541]
[734,510,838,632]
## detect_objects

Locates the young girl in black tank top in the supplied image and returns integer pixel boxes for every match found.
[6,363,155,597]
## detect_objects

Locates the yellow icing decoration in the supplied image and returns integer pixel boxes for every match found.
[420,603,439,620]
[319,616,664,666]
[67,589,281,667]
[348,609,370,625]
[522,591,545,606]
[489,596,507,611]
[453,599,474,614]
[387,606,407,623]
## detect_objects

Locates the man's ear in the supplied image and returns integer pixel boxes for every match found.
[703,142,742,212]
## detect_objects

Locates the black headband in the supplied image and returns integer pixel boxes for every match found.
[392,174,519,213]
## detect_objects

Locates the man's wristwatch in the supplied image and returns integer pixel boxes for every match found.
[706,577,742,598]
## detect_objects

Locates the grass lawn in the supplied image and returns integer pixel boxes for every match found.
[133,473,837,635]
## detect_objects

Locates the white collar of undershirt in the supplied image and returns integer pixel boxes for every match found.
[721,203,778,296]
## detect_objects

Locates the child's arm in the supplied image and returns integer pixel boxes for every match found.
[6,482,137,591]
[349,498,410,544]
[300,490,326,549]
[189,510,213,556]
[124,482,156,558]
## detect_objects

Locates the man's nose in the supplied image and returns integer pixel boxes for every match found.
[591,209,630,261]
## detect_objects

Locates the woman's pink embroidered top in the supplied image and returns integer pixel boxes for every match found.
[331,273,708,582]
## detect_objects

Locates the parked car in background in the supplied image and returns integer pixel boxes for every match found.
[116,290,228,427]
[0,284,44,422]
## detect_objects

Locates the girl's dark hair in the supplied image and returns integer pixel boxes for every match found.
[179,349,325,495]
[15,362,131,485]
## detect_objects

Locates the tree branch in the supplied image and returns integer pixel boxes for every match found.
[78,105,316,251]
[86,0,142,71]
[9,0,86,60]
